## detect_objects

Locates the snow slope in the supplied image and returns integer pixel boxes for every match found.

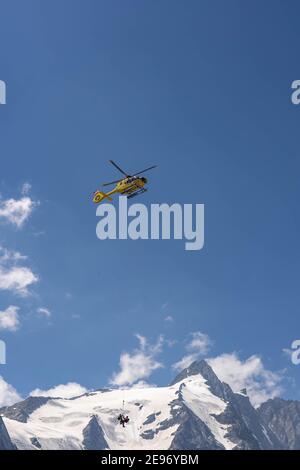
[3,377,235,450]
[0,360,281,450]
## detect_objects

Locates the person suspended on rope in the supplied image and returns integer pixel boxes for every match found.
[117,414,130,428]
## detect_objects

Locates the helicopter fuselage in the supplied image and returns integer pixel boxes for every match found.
[117,176,146,193]
[93,177,147,204]
[93,160,155,204]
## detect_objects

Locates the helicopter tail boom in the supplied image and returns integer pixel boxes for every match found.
[93,190,113,204]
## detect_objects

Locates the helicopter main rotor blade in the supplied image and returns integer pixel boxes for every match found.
[132,165,157,177]
[102,178,123,187]
[109,160,130,177]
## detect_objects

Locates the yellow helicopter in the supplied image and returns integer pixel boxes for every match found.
[93,160,157,204]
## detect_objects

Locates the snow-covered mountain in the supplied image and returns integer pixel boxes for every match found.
[0,360,297,450]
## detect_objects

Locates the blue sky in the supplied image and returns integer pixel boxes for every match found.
[0,0,300,405]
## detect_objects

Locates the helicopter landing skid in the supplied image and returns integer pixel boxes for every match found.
[127,188,148,199]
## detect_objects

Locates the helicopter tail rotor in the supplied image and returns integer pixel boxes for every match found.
[93,190,113,204]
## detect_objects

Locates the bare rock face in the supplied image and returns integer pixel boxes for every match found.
[0,396,51,423]
[82,415,109,450]
[0,416,15,450]
[258,398,300,449]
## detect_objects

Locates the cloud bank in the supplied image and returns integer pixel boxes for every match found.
[208,353,284,407]
[0,196,37,228]
[30,383,88,399]
[0,246,38,296]
[0,306,20,332]
[172,331,213,371]
[0,377,22,407]
[110,334,164,386]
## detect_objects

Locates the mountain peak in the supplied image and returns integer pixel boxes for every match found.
[170,359,218,386]
[170,359,233,403]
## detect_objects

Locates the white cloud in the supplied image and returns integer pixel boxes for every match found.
[0,266,38,296]
[0,306,20,332]
[208,353,284,407]
[0,196,38,228]
[0,376,21,407]
[30,382,88,399]
[172,354,196,371]
[187,331,212,354]
[164,315,174,323]
[37,307,51,318]
[110,334,164,386]
[172,331,213,371]
[21,182,32,195]
[0,246,38,296]
[0,247,26,263]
